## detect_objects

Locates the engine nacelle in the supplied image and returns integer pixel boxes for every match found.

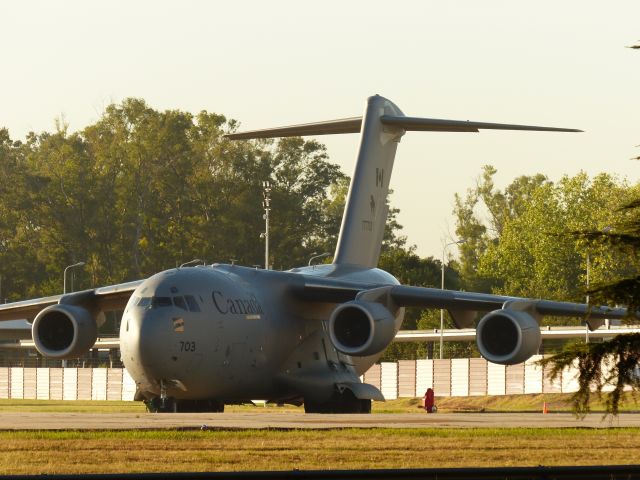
[329,300,396,357]
[32,304,98,359]
[476,309,541,365]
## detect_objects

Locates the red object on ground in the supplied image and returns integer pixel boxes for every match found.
[423,388,435,413]
[543,402,549,414]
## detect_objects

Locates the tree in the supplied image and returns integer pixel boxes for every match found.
[0,98,415,302]
[540,182,640,415]
[378,247,452,361]
[455,167,629,314]
[540,42,640,416]
[454,165,549,293]
[0,99,357,298]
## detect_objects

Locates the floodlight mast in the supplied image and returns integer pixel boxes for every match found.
[262,181,271,270]
[63,262,85,294]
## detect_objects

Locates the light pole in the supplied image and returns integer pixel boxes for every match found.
[440,240,465,359]
[179,259,203,268]
[261,181,271,270]
[585,252,590,343]
[63,262,85,294]
[308,252,331,266]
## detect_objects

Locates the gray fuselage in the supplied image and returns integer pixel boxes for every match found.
[120,263,402,403]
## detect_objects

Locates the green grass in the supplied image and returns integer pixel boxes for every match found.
[0,393,640,413]
[0,399,146,413]
[0,428,639,474]
[0,392,638,413]
[1,396,639,473]
[378,393,640,413]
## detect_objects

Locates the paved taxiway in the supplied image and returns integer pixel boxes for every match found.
[2,412,640,430]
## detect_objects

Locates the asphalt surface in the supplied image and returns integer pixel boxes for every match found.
[1,412,640,430]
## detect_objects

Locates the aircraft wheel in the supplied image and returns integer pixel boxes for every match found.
[146,397,177,413]
[359,399,372,413]
[304,390,371,414]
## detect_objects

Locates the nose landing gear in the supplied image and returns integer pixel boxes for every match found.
[145,396,177,413]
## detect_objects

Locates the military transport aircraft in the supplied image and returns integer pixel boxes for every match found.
[0,95,628,413]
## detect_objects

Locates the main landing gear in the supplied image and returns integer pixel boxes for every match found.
[145,397,225,413]
[304,389,371,414]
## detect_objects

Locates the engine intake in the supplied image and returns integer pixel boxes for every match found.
[32,304,97,359]
[329,300,396,357]
[476,309,541,365]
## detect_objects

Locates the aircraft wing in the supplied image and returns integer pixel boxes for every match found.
[387,285,628,328]
[0,280,142,323]
[296,278,629,329]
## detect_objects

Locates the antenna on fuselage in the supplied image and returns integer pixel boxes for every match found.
[225,95,581,269]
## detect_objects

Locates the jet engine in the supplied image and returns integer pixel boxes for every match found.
[476,309,541,365]
[328,300,396,357]
[32,304,98,359]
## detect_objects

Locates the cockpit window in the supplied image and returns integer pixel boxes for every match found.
[137,297,151,307]
[185,295,201,312]
[173,296,188,311]
[137,296,173,309]
[151,296,172,308]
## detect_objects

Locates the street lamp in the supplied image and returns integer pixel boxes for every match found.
[308,252,331,266]
[63,262,85,294]
[261,181,271,270]
[440,239,465,359]
[179,259,203,268]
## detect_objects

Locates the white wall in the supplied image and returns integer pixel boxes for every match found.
[0,358,594,401]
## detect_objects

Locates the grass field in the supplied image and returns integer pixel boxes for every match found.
[376,393,640,414]
[0,428,639,474]
[0,392,638,414]
[1,395,639,474]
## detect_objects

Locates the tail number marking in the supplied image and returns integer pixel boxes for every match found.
[180,341,196,352]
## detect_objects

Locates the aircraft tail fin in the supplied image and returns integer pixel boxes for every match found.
[226,95,580,268]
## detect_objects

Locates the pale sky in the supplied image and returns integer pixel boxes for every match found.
[1,1,638,260]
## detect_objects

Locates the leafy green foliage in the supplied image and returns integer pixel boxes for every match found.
[379,249,456,360]
[0,100,352,298]
[0,99,424,309]
[540,334,640,416]
[454,166,630,318]
[542,187,640,415]
[539,42,640,417]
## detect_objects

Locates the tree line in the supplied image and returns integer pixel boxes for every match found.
[454,165,637,309]
[2,98,639,407]
[0,98,442,303]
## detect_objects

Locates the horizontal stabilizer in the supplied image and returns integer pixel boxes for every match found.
[226,115,581,140]
[379,115,583,133]
[225,117,362,139]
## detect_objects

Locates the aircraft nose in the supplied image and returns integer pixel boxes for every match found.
[122,306,172,381]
